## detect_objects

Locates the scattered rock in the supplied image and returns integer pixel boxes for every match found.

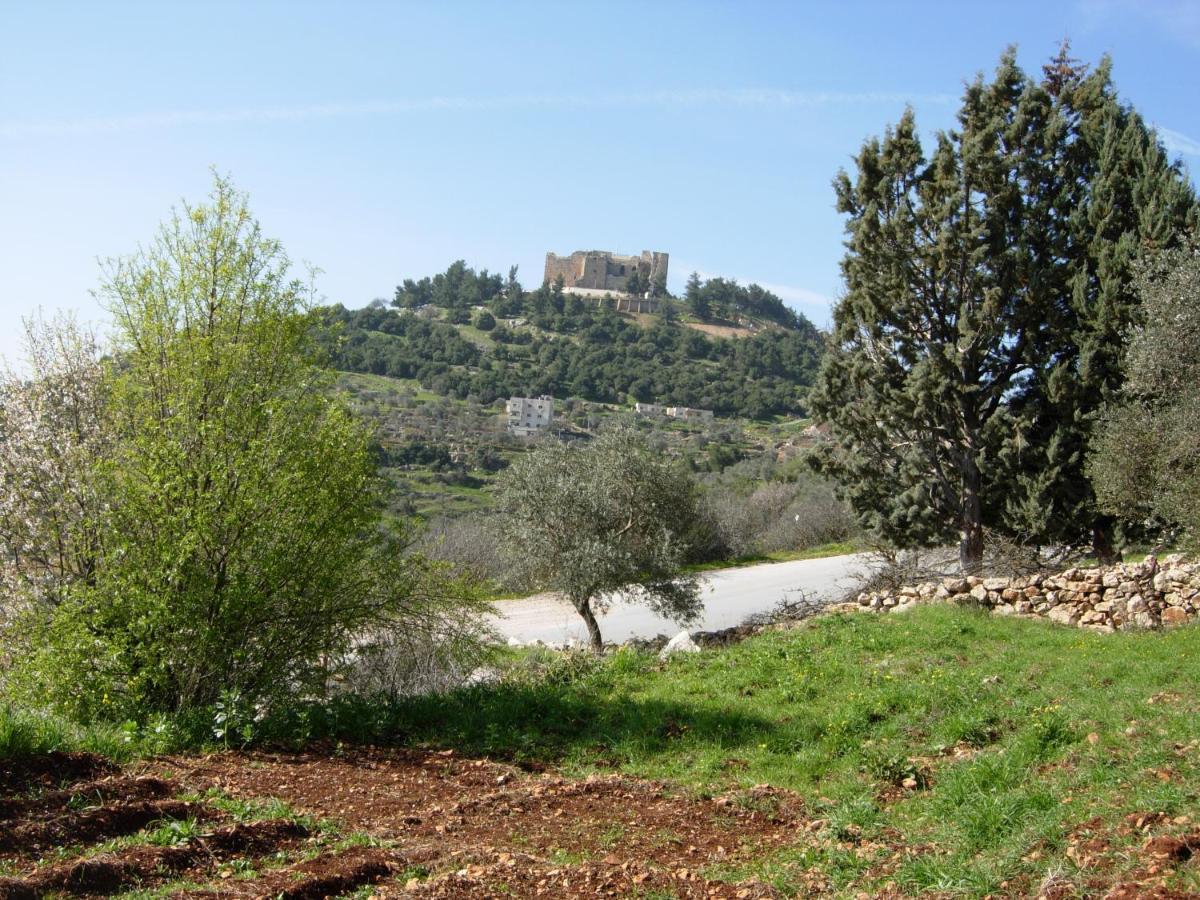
[659,631,701,660]
[464,666,501,686]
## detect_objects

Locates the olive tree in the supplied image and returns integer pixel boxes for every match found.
[1090,244,1200,548]
[496,427,703,651]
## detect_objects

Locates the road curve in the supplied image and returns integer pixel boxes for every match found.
[491,553,873,646]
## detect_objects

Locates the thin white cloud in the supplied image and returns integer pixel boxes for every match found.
[0,89,956,139]
[1077,0,1200,49]
[1158,126,1200,157]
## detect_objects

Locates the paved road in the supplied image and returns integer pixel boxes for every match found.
[491,553,872,646]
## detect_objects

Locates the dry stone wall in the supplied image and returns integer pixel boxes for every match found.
[852,555,1199,632]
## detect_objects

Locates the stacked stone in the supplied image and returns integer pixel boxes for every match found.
[854,555,1198,632]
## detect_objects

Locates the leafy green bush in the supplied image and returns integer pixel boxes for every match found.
[1,177,488,722]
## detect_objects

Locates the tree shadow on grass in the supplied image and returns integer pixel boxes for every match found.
[268,681,777,769]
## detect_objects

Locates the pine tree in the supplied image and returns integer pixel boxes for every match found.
[998,48,1199,559]
[685,271,709,320]
[810,48,1197,570]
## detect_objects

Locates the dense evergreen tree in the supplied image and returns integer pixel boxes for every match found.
[810,48,1197,570]
[997,47,1198,559]
[685,271,708,320]
[625,269,646,296]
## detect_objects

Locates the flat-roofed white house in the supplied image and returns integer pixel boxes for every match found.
[506,396,555,437]
[666,406,714,422]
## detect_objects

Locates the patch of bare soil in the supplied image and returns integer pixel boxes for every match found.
[0,798,201,855]
[0,776,175,823]
[178,846,403,899]
[0,819,310,898]
[380,848,778,898]
[0,753,117,796]
[1044,813,1200,900]
[152,748,796,896]
[686,322,756,339]
[4,748,1198,897]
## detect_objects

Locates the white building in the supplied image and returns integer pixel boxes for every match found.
[506,396,555,437]
[634,402,665,416]
[666,406,714,422]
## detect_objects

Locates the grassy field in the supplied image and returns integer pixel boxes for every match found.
[381,606,1200,896]
[682,540,862,573]
[6,606,1196,896]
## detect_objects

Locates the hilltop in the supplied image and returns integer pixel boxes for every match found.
[315,261,825,423]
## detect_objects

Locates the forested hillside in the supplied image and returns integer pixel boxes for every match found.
[316,264,825,420]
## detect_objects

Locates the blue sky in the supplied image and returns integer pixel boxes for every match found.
[2,0,1197,362]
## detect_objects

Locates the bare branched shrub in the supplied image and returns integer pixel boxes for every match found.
[702,473,854,559]
[417,514,510,588]
[337,613,496,697]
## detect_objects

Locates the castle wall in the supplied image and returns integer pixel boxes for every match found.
[543,249,669,295]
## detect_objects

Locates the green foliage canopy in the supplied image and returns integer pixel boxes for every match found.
[4,177,483,720]
[1090,244,1200,548]
[811,47,1198,568]
[496,428,703,650]
[322,295,823,419]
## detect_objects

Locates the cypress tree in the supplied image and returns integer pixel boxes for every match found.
[998,47,1199,559]
[685,271,709,320]
[811,47,1197,570]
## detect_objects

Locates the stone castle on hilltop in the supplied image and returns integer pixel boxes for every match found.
[543,249,669,312]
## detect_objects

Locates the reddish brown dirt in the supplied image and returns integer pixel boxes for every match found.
[377,849,779,898]
[3,748,1198,897]
[0,819,310,897]
[179,846,404,899]
[0,753,117,796]
[0,798,200,855]
[0,776,174,822]
[155,748,801,882]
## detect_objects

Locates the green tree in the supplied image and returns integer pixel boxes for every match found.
[496,427,703,650]
[1089,244,1200,548]
[474,309,496,331]
[685,271,709,320]
[625,269,645,296]
[505,265,522,298]
[8,177,484,720]
[810,48,1196,570]
[998,47,1198,559]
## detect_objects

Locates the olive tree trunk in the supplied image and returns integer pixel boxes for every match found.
[572,595,604,653]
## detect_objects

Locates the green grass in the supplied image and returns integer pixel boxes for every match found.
[337,370,440,402]
[0,704,146,762]
[373,607,1200,896]
[7,606,1199,896]
[682,540,861,573]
